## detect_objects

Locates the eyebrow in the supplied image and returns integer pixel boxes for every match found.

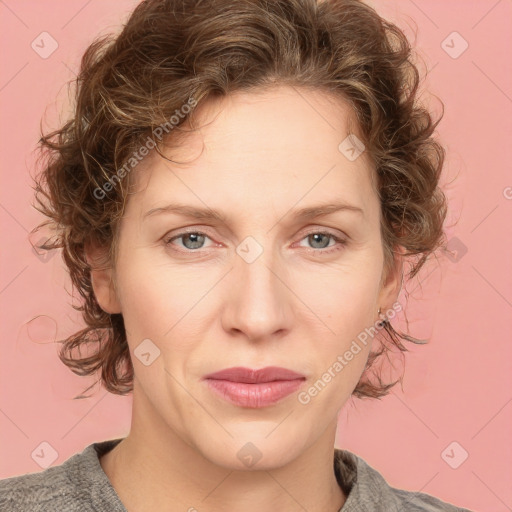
[143,201,364,223]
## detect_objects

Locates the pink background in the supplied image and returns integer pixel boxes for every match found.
[1,1,511,511]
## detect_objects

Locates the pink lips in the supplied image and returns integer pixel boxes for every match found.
[203,366,306,408]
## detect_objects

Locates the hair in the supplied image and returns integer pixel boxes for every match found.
[31,0,448,400]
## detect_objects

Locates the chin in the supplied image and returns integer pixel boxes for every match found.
[194,430,306,471]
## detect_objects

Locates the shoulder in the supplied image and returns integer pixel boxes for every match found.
[0,439,124,512]
[0,453,84,512]
[391,487,474,511]
[335,449,475,512]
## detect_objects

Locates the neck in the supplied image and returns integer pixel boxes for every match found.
[100,391,347,512]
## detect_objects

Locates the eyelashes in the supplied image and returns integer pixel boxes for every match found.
[164,229,347,256]
[296,231,347,254]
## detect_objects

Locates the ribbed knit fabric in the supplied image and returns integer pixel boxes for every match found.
[0,438,474,511]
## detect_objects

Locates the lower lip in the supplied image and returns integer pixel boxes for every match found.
[205,378,305,408]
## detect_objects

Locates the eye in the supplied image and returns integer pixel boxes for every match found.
[296,231,347,255]
[165,231,213,251]
[164,229,347,255]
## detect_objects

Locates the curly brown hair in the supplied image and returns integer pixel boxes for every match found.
[31,0,447,400]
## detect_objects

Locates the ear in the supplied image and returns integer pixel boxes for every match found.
[84,240,122,314]
[377,247,403,314]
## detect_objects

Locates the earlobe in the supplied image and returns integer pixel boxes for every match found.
[84,241,122,314]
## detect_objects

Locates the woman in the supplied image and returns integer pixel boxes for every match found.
[0,0,474,510]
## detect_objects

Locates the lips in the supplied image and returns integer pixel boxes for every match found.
[203,366,305,383]
[203,366,306,408]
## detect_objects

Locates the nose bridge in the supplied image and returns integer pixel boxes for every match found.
[224,234,293,338]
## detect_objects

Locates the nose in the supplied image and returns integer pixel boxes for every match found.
[220,246,295,342]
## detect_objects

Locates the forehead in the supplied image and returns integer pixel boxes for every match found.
[127,86,377,222]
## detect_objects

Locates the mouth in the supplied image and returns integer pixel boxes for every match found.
[202,366,306,408]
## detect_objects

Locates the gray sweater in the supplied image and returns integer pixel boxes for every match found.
[0,438,474,511]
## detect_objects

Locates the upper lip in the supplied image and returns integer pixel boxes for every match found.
[203,366,305,383]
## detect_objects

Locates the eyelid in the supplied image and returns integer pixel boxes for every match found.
[163,225,348,255]
[164,227,217,248]
[300,226,346,238]
[163,225,346,242]
[293,228,348,254]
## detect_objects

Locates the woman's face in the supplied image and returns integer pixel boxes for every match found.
[92,86,400,469]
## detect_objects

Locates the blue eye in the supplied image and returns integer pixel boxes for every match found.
[297,232,347,255]
[164,230,347,255]
[165,231,212,251]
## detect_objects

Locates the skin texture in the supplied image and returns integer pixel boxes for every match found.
[88,85,401,512]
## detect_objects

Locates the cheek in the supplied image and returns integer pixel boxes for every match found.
[113,251,175,336]
[292,257,381,385]
[115,251,212,354]
[293,258,382,327]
